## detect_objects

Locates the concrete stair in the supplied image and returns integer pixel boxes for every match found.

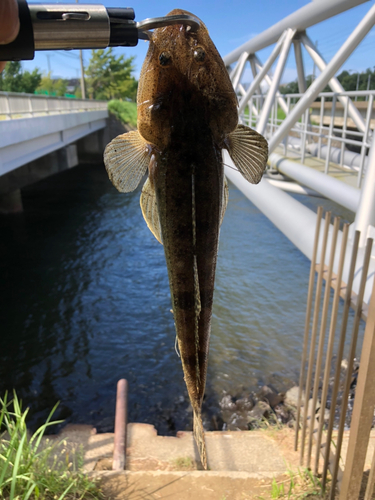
[52,423,301,499]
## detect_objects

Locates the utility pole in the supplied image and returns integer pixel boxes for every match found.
[312,40,318,83]
[355,72,360,101]
[79,50,86,99]
[46,54,52,74]
[366,74,371,101]
[76,0,86,99]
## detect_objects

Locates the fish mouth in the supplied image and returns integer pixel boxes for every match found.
[166,9,201,21]
[164,9,206,34]
[137,14,201,38]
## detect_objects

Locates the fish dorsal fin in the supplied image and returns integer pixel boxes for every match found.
[140,176,162,244]
[225,124,268,184]
[104,131,151,193]
[221,176,229,226]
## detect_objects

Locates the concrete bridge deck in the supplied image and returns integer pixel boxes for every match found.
[0,92,109,212]
[0,108,108,176]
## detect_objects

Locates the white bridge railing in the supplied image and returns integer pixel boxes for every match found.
[0,91,107,120]
[0,92,108,178]
[241,90,375,188]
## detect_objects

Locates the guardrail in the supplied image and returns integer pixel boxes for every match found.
[296,209,375,500]
[241,90,375,188]
[0,91,107,120]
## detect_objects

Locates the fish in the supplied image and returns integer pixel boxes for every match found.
[103,9,268,469]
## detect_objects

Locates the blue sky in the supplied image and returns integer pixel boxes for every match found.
[22,0,375,83]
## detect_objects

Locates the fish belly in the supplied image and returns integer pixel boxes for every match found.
[154,139,223,467]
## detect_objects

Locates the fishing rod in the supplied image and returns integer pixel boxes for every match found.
[0,0,200,61]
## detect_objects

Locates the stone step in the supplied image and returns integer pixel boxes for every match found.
[93,470,278,500]
[54,423,299,474]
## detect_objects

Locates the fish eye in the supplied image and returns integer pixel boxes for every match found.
[193,47,206,63]
[159,52,172,66]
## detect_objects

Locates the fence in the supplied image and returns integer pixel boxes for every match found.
[240,90,375,188]
[295,206,375,500]
[0,91,107,120]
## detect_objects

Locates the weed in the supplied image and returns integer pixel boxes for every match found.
[264,466,329,499]
[271,477,285,498]
[108,100,137,127]
[171,456,195,470]
[251,413,286,435]
[0,391,103,499]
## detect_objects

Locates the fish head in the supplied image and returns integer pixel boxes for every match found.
[137,9,238,150]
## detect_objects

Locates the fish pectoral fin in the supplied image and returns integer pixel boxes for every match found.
[220,176,229,226]
[225,124,268,184]
[140,176,162,244]
[104,130,151,193]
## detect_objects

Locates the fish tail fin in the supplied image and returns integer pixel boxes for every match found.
[193,409,207,470]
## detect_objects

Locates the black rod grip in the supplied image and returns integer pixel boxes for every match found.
[0,0,34,61]
[109,24,138,47]
[107,8,135,21]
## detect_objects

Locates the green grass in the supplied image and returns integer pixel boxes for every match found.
[243,105,314,128]
[171,456,195,470]
[0,392,103,500]
[265,467,328,499]
[108,99,137,128]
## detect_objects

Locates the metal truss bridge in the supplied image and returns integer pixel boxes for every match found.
[222,0,375,305]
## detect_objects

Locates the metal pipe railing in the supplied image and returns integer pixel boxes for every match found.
[0,91,107,120]
[269,153,361,212]
[240,89,374,186]
[113,378,128,471]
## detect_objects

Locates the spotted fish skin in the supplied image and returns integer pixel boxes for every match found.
[150,117,223,461]
[103,9,269,470]
[139,14,239,468]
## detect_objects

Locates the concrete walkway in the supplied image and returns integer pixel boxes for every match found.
[54,423,301,499]
[90,423,299,474]
[50,421,375,499]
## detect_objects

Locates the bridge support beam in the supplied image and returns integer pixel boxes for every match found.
[0,123,113,202]
[0,143,78,198]
[0,189,23,214]
[77,126,110,162]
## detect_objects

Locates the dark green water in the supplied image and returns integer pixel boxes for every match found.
[0,162,360,434]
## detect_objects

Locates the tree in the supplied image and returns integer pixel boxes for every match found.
[336,68,375,92]
[280,67,375,97]
[280,80,299,94]
[36,73,68,96]
[86,48,137,101]
[0,62,41,93]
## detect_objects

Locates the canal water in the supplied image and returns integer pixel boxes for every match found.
[0,162,360,434]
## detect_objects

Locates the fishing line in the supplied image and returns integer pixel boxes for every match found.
[175,335,180,358]
[223,162,239,172]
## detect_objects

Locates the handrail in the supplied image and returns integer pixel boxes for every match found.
[0,92,107,120]
[241,89,374,187]
[0,90,106,102]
